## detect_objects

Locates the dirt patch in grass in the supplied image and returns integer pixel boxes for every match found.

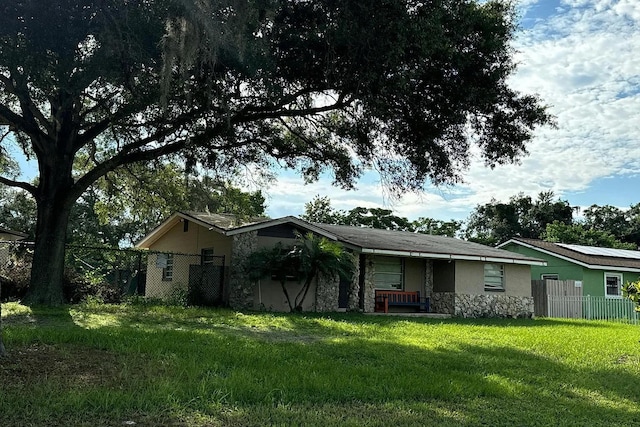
[0,343,127,389]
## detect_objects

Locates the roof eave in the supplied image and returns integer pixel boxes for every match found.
[497,239,640,272]
[359,248,546,266]
[135,212,228,248]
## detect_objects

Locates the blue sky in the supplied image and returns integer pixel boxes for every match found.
[263,0,640,221]
[11,1,640,222]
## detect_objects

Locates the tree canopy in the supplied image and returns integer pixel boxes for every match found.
[0,0,552,304]
[464,191,575,246]
[541,221,636,250]
[582,204,640,248]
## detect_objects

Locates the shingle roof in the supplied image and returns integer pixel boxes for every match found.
[136,211,271,248]
[181,211,270,230]
[313,223,544,264]
[137,212,544,265]
[0,227,27,240]
[501,238,640,270]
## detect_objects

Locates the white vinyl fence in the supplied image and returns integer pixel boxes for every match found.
[547,295,640,324]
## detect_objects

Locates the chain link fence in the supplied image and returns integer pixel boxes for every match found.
[0,242,226,306]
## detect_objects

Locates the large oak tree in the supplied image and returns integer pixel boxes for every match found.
[0,0,552,304]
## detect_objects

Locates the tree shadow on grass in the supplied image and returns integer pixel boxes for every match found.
[210,336,640,426]
[2,305,640,426]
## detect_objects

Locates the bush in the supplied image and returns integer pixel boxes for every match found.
[623,281,640,311]
[0,252,32,301]
[0,249,124,304]
[62,268,123,304]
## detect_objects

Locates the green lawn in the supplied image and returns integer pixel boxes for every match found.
[1,302,640,426]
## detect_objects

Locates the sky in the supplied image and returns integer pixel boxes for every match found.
[11,0,640,223]
[262,0,640,221]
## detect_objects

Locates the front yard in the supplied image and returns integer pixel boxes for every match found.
[1,302,639,426]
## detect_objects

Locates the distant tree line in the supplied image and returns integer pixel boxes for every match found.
[302,192,640,250]
[301,195,463,237]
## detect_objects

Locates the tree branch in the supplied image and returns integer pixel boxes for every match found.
[0,175,37,196]
[0,104,40,136]
[0,74,52,136]
[69,90,349,201]
[233,96,349,124]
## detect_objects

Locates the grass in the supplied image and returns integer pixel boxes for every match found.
[1,302,640,426]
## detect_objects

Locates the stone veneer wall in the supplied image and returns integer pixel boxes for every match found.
[228,231,258,310]
[347,255,361,311]
[362,254,376,313]
[431,292,455,315]
[424,260,433,299]
[315,272,339,312]
[454,294,534,318]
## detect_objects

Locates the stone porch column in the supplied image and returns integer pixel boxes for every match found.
[347,254,361,311]
[228,231,258,310]
[424,259,434,297]
[362,254,376,313]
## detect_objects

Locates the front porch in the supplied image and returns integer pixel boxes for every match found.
[359,255,454,315]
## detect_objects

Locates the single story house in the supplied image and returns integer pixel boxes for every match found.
[136,212,546,317]
[498,238,640,298]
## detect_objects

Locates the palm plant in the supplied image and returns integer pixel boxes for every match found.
[623,281,640,312]
[246,233,354,312]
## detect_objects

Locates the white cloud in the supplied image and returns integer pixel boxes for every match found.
[459,0,640,204]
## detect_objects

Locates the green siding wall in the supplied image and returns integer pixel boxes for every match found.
[581,269,602,296]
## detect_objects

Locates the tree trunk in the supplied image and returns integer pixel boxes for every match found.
[280,281,295,312]
[23,198,72,305]
[23,166,75,305]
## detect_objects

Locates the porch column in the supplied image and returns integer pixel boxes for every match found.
[315,272,339,312]
[362,254,376,313]
[347,255,361,311]
[228,231,258,310]
[424,259,434,298]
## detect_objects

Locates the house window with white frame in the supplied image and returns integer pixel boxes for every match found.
[373,256,404,290]
[541,274,559,281]
[604,273,623,298]
[162,253,174,281]
[484,263,505,292]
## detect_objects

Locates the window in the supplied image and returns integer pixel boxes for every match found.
[162,253,174,281]
[202,248,215,264]
[374,256,403,290]
[541,274,559,281]
[605,273,622,298]
[484,264,504,292]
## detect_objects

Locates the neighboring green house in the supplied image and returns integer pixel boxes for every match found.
[498,238,640,298]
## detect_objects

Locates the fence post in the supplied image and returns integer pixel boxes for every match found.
[136,252,142,295]
[546,294,550,317]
